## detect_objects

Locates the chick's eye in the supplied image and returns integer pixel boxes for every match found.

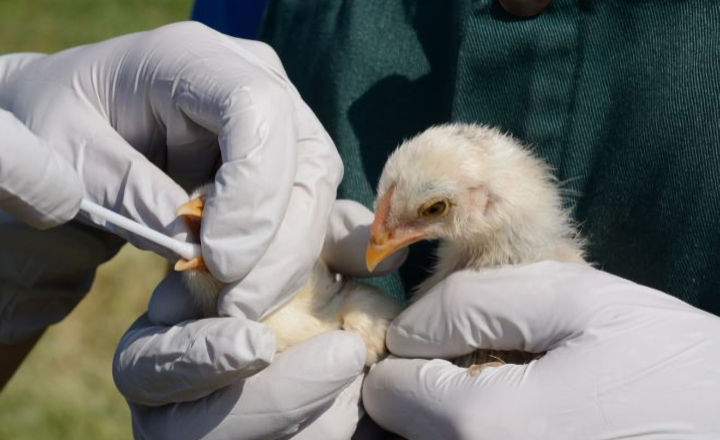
[419,199,450,218]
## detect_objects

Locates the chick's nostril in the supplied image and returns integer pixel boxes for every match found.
[369,230,389,246]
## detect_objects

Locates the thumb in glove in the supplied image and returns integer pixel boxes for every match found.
[0,109,82,229]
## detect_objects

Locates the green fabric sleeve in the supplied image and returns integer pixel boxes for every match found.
[260,0,720,314]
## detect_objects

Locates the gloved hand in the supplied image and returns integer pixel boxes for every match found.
[0,110,112,345]
[0,21,342,320]
[0,109,82,229]
[363,262,720,440]
[114,200,407,440]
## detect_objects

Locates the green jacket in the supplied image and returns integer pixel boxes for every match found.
[260,0,720,314]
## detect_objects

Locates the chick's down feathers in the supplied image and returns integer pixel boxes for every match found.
[369,123,587,369]
[177,184,401,367]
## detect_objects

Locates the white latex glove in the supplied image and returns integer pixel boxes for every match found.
[0,21,342,320]
[114,201,407,440]
[0,109,82,229]
[363,262,720,440]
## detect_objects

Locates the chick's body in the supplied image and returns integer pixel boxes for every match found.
[369,123,586,368]
[178,185,401,366]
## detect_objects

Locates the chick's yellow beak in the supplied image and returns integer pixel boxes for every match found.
[365,224,428,273]
[366,187,429,272]
[365,228,392,273]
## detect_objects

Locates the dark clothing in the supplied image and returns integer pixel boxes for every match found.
[198,1,720,314]
[192,0,267,39]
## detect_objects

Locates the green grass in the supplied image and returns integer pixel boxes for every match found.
[0,0,194,53]
[0,1,193,438]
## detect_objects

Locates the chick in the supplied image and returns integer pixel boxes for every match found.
[366,123,586,372]
[175,185,401,366]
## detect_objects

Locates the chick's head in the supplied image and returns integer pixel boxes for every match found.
[366,123,568,272]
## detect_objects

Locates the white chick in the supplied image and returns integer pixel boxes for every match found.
[365,123,586,372]
[174,185,401,366]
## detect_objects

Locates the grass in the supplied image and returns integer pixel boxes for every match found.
[0,0,194,53]
[0,1,193,438]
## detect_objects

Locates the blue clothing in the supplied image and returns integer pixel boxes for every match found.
[192,0,267,39]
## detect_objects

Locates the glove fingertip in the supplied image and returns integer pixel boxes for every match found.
[328,331,366,375]
[147,272,204,325]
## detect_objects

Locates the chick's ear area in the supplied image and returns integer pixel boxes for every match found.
[467,186,493,216]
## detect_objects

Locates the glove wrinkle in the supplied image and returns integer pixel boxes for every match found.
[0,110,83,228]
[127,331,365,440]
[114,315,276,407]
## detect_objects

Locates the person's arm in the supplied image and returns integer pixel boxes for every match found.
[0,332,42,389]
[363,262,720,439]
[0,22,342,319]
[0,20,343,353]
[0,21,340,418]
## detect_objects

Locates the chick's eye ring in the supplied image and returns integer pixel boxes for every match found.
[419,199,450,218]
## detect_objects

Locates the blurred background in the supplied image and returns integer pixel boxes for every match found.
[0,1,194,438]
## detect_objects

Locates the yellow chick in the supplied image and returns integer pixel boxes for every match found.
[174,185,401,367]
[366,123,587,371]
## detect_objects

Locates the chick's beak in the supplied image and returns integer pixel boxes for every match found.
[367,187,429,272]
[366,221,428,273]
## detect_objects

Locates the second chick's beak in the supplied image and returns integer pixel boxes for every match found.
[366,191,429,272]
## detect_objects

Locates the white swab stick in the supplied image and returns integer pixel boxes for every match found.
[79,199,201,261]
